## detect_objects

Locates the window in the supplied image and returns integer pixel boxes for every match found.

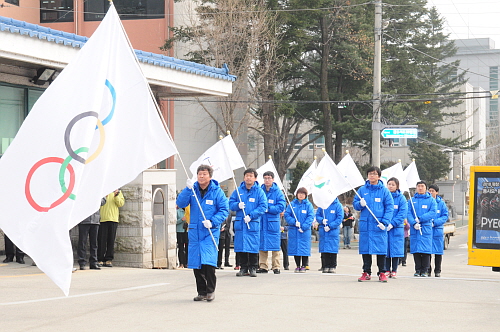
[40,0,74,23]
[5,0,20,6]
[308,133,325,150]
[84,0,165,21]
[0,84,44,156]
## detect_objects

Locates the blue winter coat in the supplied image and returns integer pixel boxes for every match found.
[260,183,286,251]
[387,190,408,258]
[431,196,449,255]
[229,181,267,253]
[353,180,394,255]
[285,198,314,256]
[407,192,437,254]
[176,180,229,269]
[316,198,343,254]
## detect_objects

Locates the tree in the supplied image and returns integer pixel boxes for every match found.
[289,160,310,195]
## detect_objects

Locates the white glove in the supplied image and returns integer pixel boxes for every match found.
[298,228,304,233]
[322,219,328,226]
[238,201,246,210]
[377,223,385,231]
[414,223,421,230]
[244,215,251,223]
[295,221,301,228]
[324,226,330,232]
[415,217,420,223]
[360,198,367,207]
[202,220,212,229]
[186,178,194,190]
[387,224,393,231]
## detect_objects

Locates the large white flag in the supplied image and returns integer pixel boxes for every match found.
[189,134,245,182]
[256,158,284,190]
[337,153,365,189]
[381,162,408,192]
[0,4,177,295]
[311,153,351,209]
[403,160,421,190]
[294,159,317,195]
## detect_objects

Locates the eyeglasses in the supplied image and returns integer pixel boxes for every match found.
[367,172,379,176]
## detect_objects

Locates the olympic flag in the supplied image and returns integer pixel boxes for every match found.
[0,4,177,295]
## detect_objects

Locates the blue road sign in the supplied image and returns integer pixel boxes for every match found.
[381,128,418,138]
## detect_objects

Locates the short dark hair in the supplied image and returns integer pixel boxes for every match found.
[263,171,274,179]
[366,166,381,177]
[197,164,213,177]
[244,168,258,178]
[296,187,308,196]
[429,184,439,192]
[387,177,400,189]
[416,180,427,189]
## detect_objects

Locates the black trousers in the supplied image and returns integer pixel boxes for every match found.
[4,235,24,261]
[321,253,338,269]
[77,224,99,265]
[280,239,289,269]
[217,235,231,266]
[177,232,188,266]
[362,254,385,275]
[294,256,309,267]
[413,253,431,274]
[239,252,258,271]
[97,221,118,262]
[235,252,241,267]
[193,264,216,295]
[429,254,443,274]
[402,237,410,264]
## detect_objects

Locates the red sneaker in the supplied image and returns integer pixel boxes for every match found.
[358,272,371,282]
[379,272,388,282]
[391,271,397,279]
[385,271,391,278]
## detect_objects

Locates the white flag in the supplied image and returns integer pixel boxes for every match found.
[311,153,351,209]
[256,159,284,190]
[0,4,177,295]
[189,134,245,183]
[403,160,421,189]
[381,162,408,192]
[294,159,317,195]
[337,153,365,189]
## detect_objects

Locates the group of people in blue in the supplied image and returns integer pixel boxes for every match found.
[176,164,449,302]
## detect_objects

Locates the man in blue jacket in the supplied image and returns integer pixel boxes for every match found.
[229,168,267,277]
[407,180,437,277]
[257,171,286,274]
[353,166,394,282]
[428,184,449,277]
[177,165,229,302]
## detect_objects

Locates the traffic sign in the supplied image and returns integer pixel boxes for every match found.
[381,128,418,138]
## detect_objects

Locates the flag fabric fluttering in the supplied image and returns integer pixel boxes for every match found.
[337,153,365,189]
[294,159,317,195]
[311,153,352,209]
[189,134,245,182]
[256,159,284,191]
[381,162,408,193]
[0,4,177,295]
[403,160,421,190]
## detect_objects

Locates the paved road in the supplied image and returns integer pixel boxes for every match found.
[1,227,499,331]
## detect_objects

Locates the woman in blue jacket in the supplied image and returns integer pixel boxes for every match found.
[428,184,449,277]
[285,187,314,273]
[384,177,408,278]
[316,198,343,273]
[407,180,437,277]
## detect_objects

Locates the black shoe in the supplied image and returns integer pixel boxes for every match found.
[402,262,407,266]
[3,257,13,263]
[80,265,86,270]
[284,267,289,270]
[273,269,280,274]
[206,292,215,302]
[193,294,207,301]
[90,264,101,270]
[236,269,248,277]
[435,272,441,277]
[256,268,268,273]
[216,266,223,270]
[103,261,113,267]
[249,269,257,277]
[224,263,233,267]
[16,258,25,264]
[322,268,328,273]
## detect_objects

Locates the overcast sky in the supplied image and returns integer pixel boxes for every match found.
[429,0,500,48]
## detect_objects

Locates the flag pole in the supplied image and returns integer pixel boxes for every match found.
[268,155,300,225]
[408,194,423,236]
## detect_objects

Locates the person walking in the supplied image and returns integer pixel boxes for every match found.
[428,184,449,277]
[280,212,289,270]
[98,189,125,267]
[285,187,314,273]
[353,166,394,282]
[342,206,355,249]
[408,181,437,277]
[217,212,233,269]
[229,168,267,278]
[258,171,286,274]
[316,198,343,273]
[384,177,408,278]
[177,165,229,302]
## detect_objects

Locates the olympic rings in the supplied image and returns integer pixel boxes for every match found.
[24,80,115,211]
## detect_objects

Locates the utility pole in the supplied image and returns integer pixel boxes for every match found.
[371,0,382,167]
